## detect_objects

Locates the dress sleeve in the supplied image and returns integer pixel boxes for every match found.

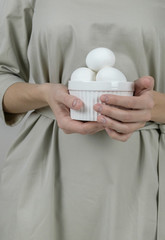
[0,0,34,126]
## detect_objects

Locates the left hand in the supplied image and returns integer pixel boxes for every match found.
[93,76,155,142]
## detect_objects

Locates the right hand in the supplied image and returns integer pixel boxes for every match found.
[43,83,104,134]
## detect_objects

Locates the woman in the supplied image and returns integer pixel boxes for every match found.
[0,0,165,239]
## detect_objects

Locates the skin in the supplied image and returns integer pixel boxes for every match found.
[94,76,156,141]
[3,76,165,141]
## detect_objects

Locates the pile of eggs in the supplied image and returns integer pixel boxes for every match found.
[71,47,127,82]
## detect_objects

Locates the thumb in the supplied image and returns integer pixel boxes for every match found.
[60,92,83,110]
[134,76,154,96]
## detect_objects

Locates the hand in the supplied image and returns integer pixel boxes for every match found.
[93,76,155,142]
[44,83,104,134]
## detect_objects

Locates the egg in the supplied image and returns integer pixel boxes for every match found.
[96,67,127,82]
[70,67,96,82]
[86,47,116,72]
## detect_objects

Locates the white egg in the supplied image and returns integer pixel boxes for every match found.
[71,67,96,82]
[86,47,116,72]
[96,67,127,82]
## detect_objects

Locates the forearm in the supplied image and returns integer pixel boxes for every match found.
[151,91,165,123]
[3,82,48,114]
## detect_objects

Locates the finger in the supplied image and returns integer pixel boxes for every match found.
[94,103,152,123]
[94,104,152,123]
[58,91,84,110]
[105,128,132,142]
[80,121,105,135]
[60,117,104,135]
[99,93,154,110]
[134,76,154,96]
[97,115,145,134]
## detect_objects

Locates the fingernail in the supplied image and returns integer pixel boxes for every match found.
[96,105,102,113]
[100,117,106,124]
[101,96,109,103]
[72,99,78,107]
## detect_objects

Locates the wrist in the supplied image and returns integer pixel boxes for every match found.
[39,83,51,105]
[151,91,165,123]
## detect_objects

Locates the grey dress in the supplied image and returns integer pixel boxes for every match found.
[0,0,165,239]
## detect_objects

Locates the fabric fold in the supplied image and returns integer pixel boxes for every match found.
[157,124,165,240]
